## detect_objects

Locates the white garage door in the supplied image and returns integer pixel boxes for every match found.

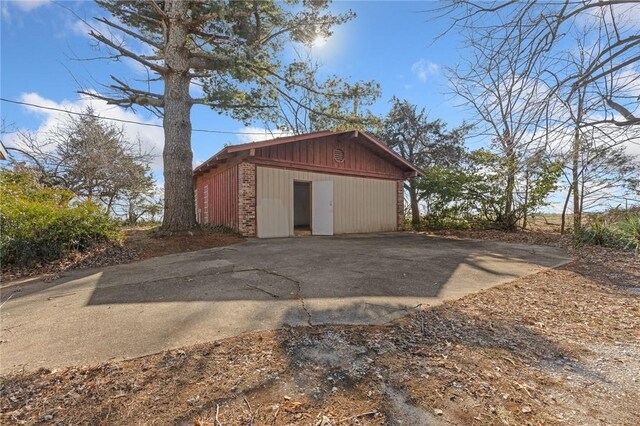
[256,166,397,238]
[312,180,334,236]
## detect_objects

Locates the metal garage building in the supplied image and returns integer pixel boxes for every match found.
[193,130,421,238]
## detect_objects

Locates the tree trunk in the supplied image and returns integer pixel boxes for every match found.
[522,168,529,230]
[408,179,420,227]
[560,184,572,234]
[161,0,197,232]
[572,126,581,234]
[504,142,517,231]
[128,197,137,224]
[106,194,115,216]
[579,168,586,226]
[572,88,584,235]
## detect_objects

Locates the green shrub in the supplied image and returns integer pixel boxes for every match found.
[0,169,119,266]
[576,214,639,251]
[618,214,640,250]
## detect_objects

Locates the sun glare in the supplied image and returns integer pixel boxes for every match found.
[312,36,327,48]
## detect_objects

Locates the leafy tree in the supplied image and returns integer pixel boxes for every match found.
[256,59,381,135]
[121,184,159,222]
[123,187,164,224]
[456,149,508,226]
[10,108,155,218]
[380,98,470,226]
[417,165,476,228]
[472,147,561,230]
[519,153,563,229]
[417,149,561,230]
[85,0,355,232]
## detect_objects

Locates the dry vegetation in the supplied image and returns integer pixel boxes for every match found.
[1,226,244,283]
[1,231,638,426]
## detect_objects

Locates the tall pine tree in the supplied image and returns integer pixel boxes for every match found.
[85,0,353,231]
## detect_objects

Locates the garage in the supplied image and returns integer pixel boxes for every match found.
[193,130,421,237]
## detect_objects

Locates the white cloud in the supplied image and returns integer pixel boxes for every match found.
[234,126,292,144]
[69,19,95,38]
[13,0,50,11]
[122,56,153,75]
[69,18,123,44]
[411,59,440,82]
[624,140,640,158]
[1,3,11,20]
[615,67,640,101]
[578,2,640,30]
[5,92,164,170]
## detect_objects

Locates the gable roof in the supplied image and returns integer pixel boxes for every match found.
[194,130,423,178]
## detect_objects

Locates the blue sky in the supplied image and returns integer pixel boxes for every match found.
[2,1,639,214]
[1,0,470,173]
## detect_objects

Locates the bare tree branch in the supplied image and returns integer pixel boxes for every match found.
[95,17,163,50]
[88,30,167,74]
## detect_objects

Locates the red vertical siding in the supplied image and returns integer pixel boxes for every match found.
[195,163,239,231]
[252,135,405,180]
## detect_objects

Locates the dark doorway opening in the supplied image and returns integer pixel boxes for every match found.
[294,181,311,236]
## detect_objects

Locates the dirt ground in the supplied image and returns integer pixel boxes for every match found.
[1,232,638,426]
[1,226,244,283]
[123,226,244,260]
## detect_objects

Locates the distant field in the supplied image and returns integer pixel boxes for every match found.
[529,209,638,230]
[530,214,565,225]
[528,213,569,230]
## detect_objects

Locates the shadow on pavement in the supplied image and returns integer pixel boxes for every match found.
[81,234,567,305]
[2,234,568,306]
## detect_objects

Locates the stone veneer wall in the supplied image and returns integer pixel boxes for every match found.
[238,162,257,236]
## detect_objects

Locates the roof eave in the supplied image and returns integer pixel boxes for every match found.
[356,131,424,176]
[225,130,336,153]
[193,129,425,178]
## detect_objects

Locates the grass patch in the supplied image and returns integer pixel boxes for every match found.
[577,212,639,251]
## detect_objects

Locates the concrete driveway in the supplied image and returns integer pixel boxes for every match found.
[0,233,569,374]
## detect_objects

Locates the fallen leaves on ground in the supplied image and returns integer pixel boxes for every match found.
[423,228,573,248]
[1,226,244,283]
[1,232,639,425]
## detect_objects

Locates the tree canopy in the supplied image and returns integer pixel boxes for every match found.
[10,108,156,219]
[380,98,471,226]
[87,0,357,231]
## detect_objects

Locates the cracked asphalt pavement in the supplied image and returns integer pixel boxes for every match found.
[0,233,569,374]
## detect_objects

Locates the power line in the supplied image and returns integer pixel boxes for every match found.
[0,97,274,136]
